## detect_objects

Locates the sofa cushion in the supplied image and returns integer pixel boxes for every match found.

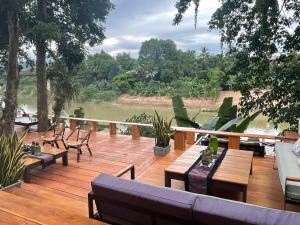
[192,195,300,225]
[275,142,300,200]
[92,173,197,224]
[294,139,300,157]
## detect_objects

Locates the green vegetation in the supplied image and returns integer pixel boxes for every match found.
[174,0,300,129]
[75,40,225,101]
[0,132,26,189]
[172,96,261,133]
[153,111,173,148]
[121,113,154,138]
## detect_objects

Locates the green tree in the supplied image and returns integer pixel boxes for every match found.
[138,39,177,80]
[28,0,114,131]
[0,0,29,135]
[116,53,137,72]
[79,51,120,84]
[174,0,300,128]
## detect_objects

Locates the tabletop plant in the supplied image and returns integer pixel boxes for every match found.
[0,132,26,189]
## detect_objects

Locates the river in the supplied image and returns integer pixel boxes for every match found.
[18,96,287,135]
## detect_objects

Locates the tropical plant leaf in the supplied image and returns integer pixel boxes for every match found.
[218,117,244,131]
[234,111,261,133]
[172,96,193,127]
[215,97,237,130]
[174,116,201,129]
[201,116,219,130]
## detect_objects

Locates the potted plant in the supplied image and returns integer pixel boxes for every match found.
[209,136,219,156]
[153,111,173,156]
[201,148,213,167]
[0,133,26,191]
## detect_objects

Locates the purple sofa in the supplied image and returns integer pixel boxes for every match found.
[88,173,300,225]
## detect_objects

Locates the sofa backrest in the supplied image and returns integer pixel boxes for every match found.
[92,173,197,225]
[91,173,300,225]
[193,194,300,225]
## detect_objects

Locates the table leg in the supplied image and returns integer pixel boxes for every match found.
[62,153,68,166]
[184,176,189,191]
[243,186,247,202]
[23,167,31,183]
[165,172,171,188]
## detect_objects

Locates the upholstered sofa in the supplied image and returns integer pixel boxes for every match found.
[88,173,300,225]
[275,141,300,207]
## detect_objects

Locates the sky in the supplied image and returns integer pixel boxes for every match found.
[90,0,222,58]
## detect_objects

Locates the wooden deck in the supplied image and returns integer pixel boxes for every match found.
[1,130,300,224]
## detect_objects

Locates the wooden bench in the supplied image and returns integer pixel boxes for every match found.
[212,149,253,202]
[164,145,207,190]
[23,146,68,183]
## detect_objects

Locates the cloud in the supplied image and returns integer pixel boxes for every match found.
[91,0,221,57]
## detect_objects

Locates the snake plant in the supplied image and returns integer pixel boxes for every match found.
[153,111,173,148]
[0,132,26,189]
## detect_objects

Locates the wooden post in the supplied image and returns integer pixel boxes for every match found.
[69,119,77,131]
[228,136,240,149]
[88,121,97,134]
[110,123,117,136]
[174,130,185,150]
[131,125,140,140]
[186,132,195,145]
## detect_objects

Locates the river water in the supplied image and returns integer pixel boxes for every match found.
[18,96,287,135]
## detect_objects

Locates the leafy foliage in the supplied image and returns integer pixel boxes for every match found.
[172,96,261,133]
[153,111,173,148]
[121,113,154,138]
[0,132,26,188]
[174,0,300,128]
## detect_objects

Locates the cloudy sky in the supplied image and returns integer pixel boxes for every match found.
[90,0,222,57]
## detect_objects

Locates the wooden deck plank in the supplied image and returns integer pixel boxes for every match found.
[3,129,297,224]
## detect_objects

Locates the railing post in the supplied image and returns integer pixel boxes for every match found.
[174,130,185,150]
[228,136,240,149]
[88,121,97,134]
[186,132,195,145]
[131,125,140,140]
[69,119,77,131]
[110,123,117,136]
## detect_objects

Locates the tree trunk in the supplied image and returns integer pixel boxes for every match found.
[36,0,48,132]
[0,10,19,136]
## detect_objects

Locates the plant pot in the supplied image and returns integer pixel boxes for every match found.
[0,180,21,191]
[283,130,299,143]
[154,145,171,156]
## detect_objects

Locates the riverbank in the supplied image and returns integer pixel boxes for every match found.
[116,91,242,109]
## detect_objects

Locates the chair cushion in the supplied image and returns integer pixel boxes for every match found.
[91,173,196,223]
[192,195,300,225]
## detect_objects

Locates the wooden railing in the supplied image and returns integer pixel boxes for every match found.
[60,116,298,151]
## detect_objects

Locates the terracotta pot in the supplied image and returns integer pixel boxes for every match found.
[283,131,299,143]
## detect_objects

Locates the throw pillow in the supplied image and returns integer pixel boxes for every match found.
[293,138,300,157]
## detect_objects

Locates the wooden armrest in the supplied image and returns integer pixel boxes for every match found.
[286,176,300,182]
[115,165,135,180]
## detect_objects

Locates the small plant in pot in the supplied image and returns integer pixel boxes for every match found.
[209,136,219,156]
[0,133,26,191]
[153,111,173,156]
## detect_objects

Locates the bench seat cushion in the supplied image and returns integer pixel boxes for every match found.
[92,173,197,225]
[193,195,300,225]
[275,142,300,200]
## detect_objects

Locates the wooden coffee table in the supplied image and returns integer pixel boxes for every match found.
[23,147,68,183]
[212,149,253,202]
[165,145,207,190]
